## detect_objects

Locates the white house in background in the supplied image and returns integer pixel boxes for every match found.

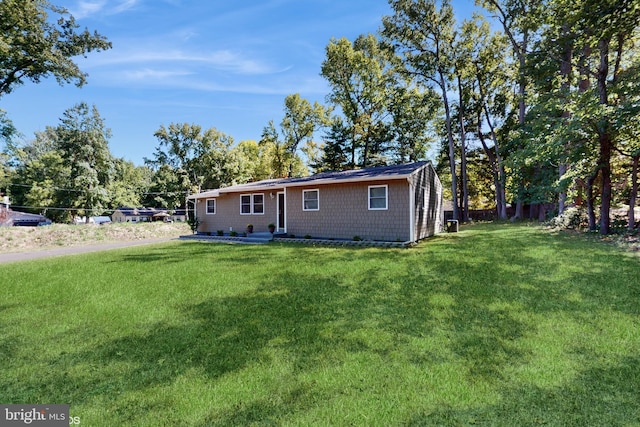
[112,207,186,223]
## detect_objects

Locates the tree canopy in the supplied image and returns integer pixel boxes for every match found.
[1,0,639,233]
[0,0,111,97]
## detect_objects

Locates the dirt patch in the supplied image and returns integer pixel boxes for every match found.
[0,222,191,253]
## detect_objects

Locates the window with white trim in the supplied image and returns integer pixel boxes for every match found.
[368,185,388,210]
[240,194,265,215]
[303,189,319,211]
[206,199,216,214]
[240,195,251,214]
[253,194,264,214]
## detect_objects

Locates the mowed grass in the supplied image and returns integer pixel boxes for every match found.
[1,223,638,426]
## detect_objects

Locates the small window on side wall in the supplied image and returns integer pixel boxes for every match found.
[303,189,319,211]
[206,199,216,214]
[368,185,388,210]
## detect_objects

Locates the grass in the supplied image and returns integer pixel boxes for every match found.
[1,223,638,426]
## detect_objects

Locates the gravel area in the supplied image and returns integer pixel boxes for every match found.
[0,222,190,254]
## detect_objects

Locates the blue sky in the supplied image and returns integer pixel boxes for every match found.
[2,0,481,165]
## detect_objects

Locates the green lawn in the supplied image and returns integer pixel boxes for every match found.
[1,223,638,426]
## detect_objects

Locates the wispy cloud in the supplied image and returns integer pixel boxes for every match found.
[88,48,286,75]
[121,68,194,81]
[112,0,140,14]
[73,0,106,18]
[71,0,140,18]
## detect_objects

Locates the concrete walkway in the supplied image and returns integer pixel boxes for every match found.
[0,237,176,264]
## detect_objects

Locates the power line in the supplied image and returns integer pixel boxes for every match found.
[11,205,185,212]
[7,182,189,196]
[11,205,115,212]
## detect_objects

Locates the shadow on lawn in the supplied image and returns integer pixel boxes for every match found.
[407,355,640,426]
[5,225,639,424]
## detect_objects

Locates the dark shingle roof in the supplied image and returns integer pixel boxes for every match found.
[190,161,430,199]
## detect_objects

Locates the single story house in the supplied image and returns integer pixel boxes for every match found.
[4,210,51,226]
[112,207,186,223]
[188,161,444,242]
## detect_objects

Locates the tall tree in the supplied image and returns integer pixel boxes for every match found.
[55,102,112,221]
[108,159,153,209]
[280,94,329,176]
[316,116,351,172]
[0,109,18,195]
[382,0,460,220]
[320,34,396,168]
[0,0,111,97]
[477,0,545,219]
[389,85,439,164]
[146,123,243,196]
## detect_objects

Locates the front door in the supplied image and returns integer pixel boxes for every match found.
[277,192,285,232]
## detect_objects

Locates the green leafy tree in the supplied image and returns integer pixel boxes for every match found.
[55,103,113,221]
[315,117,351,172]
[146,123,244,202]
[0,109,18,195]
[321,34,398,168]
[382,0,460,219]
[476,0,546,219]
[280,93,330,176]
[0,0,111,96]
[389,85,439,164]
[144,164,190,210]
[233,140,273,182]
[108,159,153,209]
[7,129,71,221]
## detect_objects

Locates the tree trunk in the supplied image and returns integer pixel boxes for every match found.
[597,37,612,235]
[439,69,458,221]
[628,155,638,231]
[558,24,573,215]
[558,164,568,214]
[475,70,507,220]
[457,75,469,222]
[477,125,503,220]
[515,200,523,220]
[482,102,507,220]
[586,171,598,231]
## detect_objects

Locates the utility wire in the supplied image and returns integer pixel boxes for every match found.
[7,182,189,196]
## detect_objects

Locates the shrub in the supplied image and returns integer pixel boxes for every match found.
[186,217,199,234]
[546,207,587,230]
[304,234,312,239]
[353,235,362,241]
[216,230,224,236]
[229,230,238,237]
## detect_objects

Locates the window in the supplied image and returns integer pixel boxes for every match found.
[206,199,216,214]
[240,195,251,214]
[303,189,319,211]
[253,194,264,214]
[240,194,264,215]
[368,185,388,210]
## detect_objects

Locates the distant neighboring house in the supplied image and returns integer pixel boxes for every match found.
[91,216,112,225]
[5,210,51,226]
[188,161,444,242]
[1,196,51,226]
[112,207,186,223]
[73,216,112,225]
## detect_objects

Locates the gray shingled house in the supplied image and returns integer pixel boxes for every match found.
[188,161,444,242]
